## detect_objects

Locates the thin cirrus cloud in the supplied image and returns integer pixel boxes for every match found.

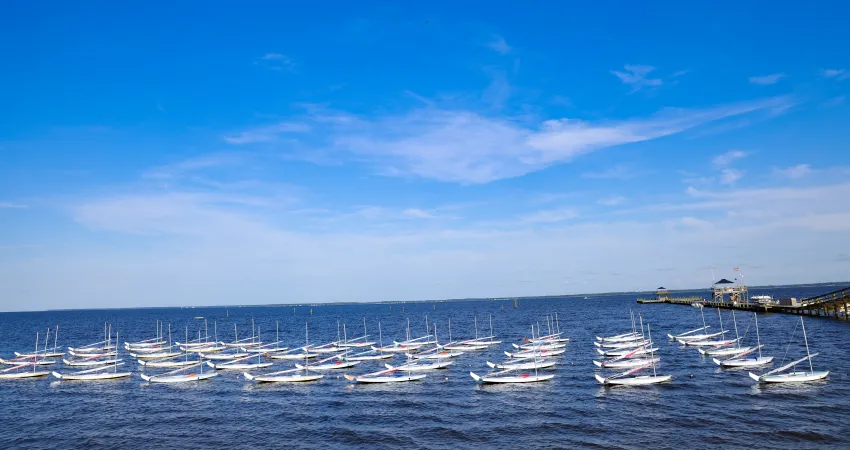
[223,122,310,144]
[486,35,512,54]
[255,53,297,72]
[749,73,786,85]
[224,96,792,184]
[712,150,747,166]
[610,64,663,91]
[774,164,813,179]
[823,69,849,80]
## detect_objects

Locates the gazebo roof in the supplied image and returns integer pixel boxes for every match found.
[714,278,735,285]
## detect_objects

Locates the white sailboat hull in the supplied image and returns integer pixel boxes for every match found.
[352,374,426,383]
[386,361,453,371]
[698,346,753,357]
[138,360,199,368]
[593,358,660,369]
[750,371,829,383]
[443,344,488,351]
[200,353,250,361]
[244,372,324,383]
[63,359,121,367]
[683,339,736,347]
[207,361,273,370]
[0,371,50,379]
[131,352,182,359]
[140,372,219,383]
[344,354,394,361]
[714,356,773,367]
[506,349,565,358]
[595,374,672,385]
[470,372,554,384]
[271,353,318,360]
[596,347,659,357]
[410,351,464,360]
[489,360,556,370]
[296,362,358,370]
[52,371,131,381]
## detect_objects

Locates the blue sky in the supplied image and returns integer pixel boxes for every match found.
[2,2,849,311]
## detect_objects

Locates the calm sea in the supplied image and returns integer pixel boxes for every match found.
[1,285,848,449]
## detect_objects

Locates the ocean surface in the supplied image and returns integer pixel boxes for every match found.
[1,285,848,449]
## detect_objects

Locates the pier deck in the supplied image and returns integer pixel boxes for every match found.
[638,287,850,320]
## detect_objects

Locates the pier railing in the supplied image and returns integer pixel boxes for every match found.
[637,286,850,321]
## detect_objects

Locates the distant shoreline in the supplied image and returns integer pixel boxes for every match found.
[5,280,846,314]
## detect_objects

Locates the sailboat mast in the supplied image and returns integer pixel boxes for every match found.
[54,325,59,353]
[448,319,452,343]
[731,310,740,349]
[717,308,724,336]
[34,331,39,373]
[532,325,539,379]
[115,330,119,373]
[700,307,707,331]
[754,313,762,358]
[800,317,814,374]
[547,316,552,336]
[648,323,657,377]
[474,315,478,339]
[234,323,238,344]
[489,315,494,338]
[378,322,383,350]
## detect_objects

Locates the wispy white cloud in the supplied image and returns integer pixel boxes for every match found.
[223,122,310,144]
[519,208,578,224]
[222,96,791,184]
[774,164,813,179]
[823,69,849,80]
[142,153,244,179]
[255,53,297,72]
[712,150,747,166]
[0,202,28,209]
[611,65,663,91]
[486,35,512,55]
[582,165,638,180]
[598,196,626,206]
[749,73,786,85]
[720,168,744,185]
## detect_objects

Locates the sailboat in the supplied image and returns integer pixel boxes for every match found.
[244,322,324,383]
[698,310,753,357]
[594,315,660,369]
[748,317,828,383]
[53,330,131,381]
[597,311,642,343]
[684,309,737,347]
[137,323,201,368]
[595,323,671,386]
[471,325,554,384]
[140,328,218,383]
[486,357,556,370]
[0,331,51,379]
[668,308,726,342]
[344,323,425,383]
[207,327,273,370]
[713,313,773,368]
[125,321,167,350]
[441,318,488,351]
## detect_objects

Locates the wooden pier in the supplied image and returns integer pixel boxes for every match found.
[638,286,850,321]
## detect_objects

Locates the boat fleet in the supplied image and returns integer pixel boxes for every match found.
[1,308,831,387]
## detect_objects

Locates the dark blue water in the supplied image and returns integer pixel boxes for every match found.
[1,286,848,449]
